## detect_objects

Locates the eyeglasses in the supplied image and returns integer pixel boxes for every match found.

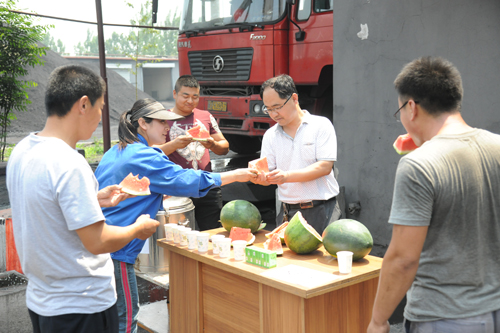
[263,95,292,114]
[394,100,419,122]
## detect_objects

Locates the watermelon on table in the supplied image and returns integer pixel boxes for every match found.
[248,156,269,173]
[393,133,418,155]
[187,125,210,141]
[119,173,151,196]
[265,221,288,244]
[284,212,322,255]
[322,219,373,261]
[219,200,262,234]
[229,227,255,245]
[263,233,283,255]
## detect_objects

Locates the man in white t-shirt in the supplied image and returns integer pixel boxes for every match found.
[6,65,159,333]
[252,74,342,234]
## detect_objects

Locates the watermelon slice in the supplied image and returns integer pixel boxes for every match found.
[264,233,283,255]
[187,125,210,141]
[119,173,151,196]
[393,133,418,155]
[248,157,269,173]
[265,221,288,244]
[229,227,255,245]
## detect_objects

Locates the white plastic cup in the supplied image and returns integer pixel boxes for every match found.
[180,227,192,246]
[164,224,174,241]
[172,225,182,244]
[187,230,200,250]
[218,238,232,258]
[337,251,354,274]
[211,235,225,255]
[197,233,210,253]
[232,240,247,261]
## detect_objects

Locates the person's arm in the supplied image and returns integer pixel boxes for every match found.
[76,214,160,255]
[367,224,428,333]
[219,168,258,185]
[155,135,193,156]
[200,132,229,155]
[265,160,334,185]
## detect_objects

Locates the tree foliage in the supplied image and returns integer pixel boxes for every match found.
[0,0,49,161]
[42,32,66,55]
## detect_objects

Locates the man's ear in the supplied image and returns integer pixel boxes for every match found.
[408,100,419,121]
[78,96,90,114]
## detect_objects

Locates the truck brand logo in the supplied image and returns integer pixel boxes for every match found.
[250,34,266,40]
[178,41,191,48]
[213,55,224,72]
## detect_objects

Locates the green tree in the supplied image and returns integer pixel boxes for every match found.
[161,10,180,57]
[0,0,48,161]
[42,32,66,55]
[74,29,99,56]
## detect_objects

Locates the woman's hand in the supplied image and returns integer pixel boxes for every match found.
[97,185,133,208]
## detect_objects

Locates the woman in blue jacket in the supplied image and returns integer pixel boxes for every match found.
[95,98,257,333]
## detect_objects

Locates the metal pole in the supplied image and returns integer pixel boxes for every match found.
[95,0,111,152]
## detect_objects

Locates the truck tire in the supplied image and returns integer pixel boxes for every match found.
[225,134,262,154]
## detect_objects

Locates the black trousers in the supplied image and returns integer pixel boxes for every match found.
[191,187,223,231]
[29,303,119,333]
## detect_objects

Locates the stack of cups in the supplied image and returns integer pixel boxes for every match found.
[218,238,232,258]
[187,230,199,250]
[172,225,182,244]
[197,233,210,254]
[164,224,174,241]
[211,235,225,255]
[337,251,354,274]
[232,240,247,261]
[180,227,192,246]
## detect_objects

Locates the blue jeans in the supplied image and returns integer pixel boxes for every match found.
[113,259,139,333]
[405,309,500,333]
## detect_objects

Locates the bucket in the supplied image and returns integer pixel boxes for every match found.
[163,196,196,230]
[136,210,170,273]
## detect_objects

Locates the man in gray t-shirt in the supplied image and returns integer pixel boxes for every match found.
[368,57,500,333]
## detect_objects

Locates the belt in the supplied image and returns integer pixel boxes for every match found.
[284,200,327,210]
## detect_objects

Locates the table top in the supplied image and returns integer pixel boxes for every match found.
[158,227,382,299]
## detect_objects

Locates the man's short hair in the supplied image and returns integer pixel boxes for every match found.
[260,74,298,100]
[45,65,106,118]
[394,56,463,115]
[174,75,200,93]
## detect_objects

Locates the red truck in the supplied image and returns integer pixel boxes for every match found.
[177,0,333,154]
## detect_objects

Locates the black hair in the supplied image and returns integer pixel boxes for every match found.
[118,98,155,149]
[260,74,298,100]
[174,75,200,92]
[394,56,463,115]
[45,65,106,117]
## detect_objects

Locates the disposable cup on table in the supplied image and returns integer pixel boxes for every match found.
[180,227,192,246]
[173,226,185,244]
[164,224,174,241]
[218,238,232,258]
[337,251,353,274]
[210,235,225,255]
[187,230,199,250]
[197,233,210,253]
[232,240,247,261]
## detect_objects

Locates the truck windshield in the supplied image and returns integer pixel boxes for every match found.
[180,0,286,32]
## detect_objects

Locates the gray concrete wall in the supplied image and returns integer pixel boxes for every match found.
[333,0,500,248]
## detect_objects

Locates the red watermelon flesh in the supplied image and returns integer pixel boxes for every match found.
[187,125,210,139]
[393,133,418,155]
[264,233,283,255]
[265,221,288,244]
[119,173,151,196]
[248,157,269,173]
[229,227,253,242]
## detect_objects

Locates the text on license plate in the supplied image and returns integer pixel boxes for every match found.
[207,101,227,112]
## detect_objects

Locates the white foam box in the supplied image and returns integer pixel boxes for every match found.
[245,246,277,268]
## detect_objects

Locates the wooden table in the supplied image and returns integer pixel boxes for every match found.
[158,228,382,333]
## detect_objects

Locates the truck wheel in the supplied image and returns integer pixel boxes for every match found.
[225,134,262,154]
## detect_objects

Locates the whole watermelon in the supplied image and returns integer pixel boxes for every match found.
[284,212,322,254]
[220,200,262,233]
[322,219,373,261]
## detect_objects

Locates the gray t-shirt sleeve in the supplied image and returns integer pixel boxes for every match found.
[388,157,434,226]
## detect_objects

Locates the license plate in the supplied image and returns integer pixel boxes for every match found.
[207,101,228,112]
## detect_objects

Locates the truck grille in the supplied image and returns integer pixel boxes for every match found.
[188,48,253,81]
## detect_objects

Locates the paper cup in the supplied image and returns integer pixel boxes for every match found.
[180,227,191,246]
[172,225,183,244]
[211,235,225,255]
[218,238,232,258]
[337,251,353,274]
[232,240,247,261]
[164,224,174,241]
[187,230,200,250]
[197,233,210,253]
